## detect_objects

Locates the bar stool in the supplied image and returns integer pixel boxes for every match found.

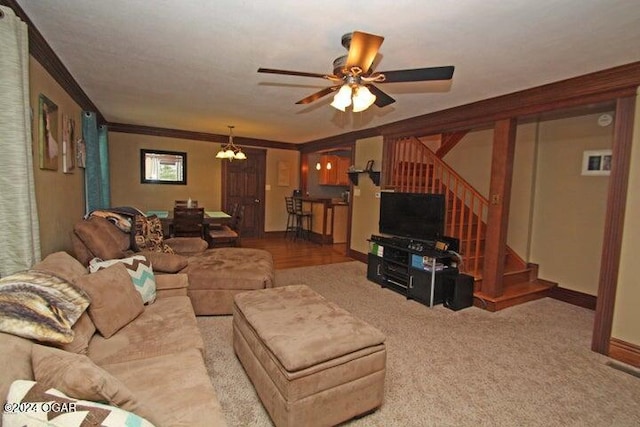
[293,197,312,241]
[285,197,312,240]
[285,197,298,240]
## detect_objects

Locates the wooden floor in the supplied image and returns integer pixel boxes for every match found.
[240,235,356,270]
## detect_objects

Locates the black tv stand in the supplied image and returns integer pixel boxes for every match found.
[367,235,459,307]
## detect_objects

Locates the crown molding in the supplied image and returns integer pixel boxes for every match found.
[108,122,297,151]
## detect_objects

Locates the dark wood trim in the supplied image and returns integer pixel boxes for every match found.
[377,62,640,139]
[592,95,636,354]
[0,0,106,124]
[348,249,367,264]
[550,287,597,310]
[481,119,517,297]
[300,153,309,195]
[299,129,378,154]
[109,122,297,151]
[609,338,640,368]
[436,131,468,158]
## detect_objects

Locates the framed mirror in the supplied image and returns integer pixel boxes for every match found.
[140,149,187,185]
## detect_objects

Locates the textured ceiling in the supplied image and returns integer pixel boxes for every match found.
[15,0,640,143]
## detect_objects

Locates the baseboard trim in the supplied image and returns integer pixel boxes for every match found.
[348,249,367,263]
[609,338,640,368]
[549,286,597,310]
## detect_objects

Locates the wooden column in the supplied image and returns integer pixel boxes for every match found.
[592,95,636,354]
[300,153,309,195]
[482,118,517,297]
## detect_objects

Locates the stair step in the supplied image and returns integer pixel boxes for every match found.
[473,279,557,312]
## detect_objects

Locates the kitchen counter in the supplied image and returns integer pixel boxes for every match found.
[296,197,349,244]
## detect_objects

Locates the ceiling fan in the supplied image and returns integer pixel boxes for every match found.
[257,31,455,112]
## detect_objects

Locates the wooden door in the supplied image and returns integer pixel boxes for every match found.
[221,148,266,238]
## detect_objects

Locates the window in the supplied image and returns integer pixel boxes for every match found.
[140,149,187,185]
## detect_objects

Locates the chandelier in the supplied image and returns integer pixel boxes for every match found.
[215,125,246,160]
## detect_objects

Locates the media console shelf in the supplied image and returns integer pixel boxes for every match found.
[367,235,459,307]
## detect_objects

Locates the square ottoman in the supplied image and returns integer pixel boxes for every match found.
[233,285,386,427]
[182,247,275,315]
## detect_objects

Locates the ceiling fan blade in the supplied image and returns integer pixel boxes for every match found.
[379,66,455,83]
[345,31,384,73]
[258,68,329,79]
[368,85,396,108]
[295,86,340,104]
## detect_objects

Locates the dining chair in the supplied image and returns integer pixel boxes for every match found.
[209,205,244,247]
[172,207,205,238]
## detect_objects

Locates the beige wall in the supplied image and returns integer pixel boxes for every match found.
[109,132,299,232]
[446,128,494,197]
[530,113,612,295]
[264,149,300,232]
[350,136,383,254]
[29,57,85,257]
[109,132,223,211]
[446,124,539,259]
[613,89,640,346]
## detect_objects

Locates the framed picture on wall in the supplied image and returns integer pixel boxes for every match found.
[38,94,59,170]
[582,149,612,176]
[61,112,76,173]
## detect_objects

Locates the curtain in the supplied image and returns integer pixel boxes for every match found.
[0,6,41,276]
[82,112,110,212]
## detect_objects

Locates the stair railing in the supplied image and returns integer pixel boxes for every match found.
[383,136,489,277]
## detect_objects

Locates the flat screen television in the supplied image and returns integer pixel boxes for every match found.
[379,192,445,241]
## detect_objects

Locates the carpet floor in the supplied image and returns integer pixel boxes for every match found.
[196,261,640,426]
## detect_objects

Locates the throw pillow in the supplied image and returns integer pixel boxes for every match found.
[3,380,156,427]
[139,251,188,273]
[73,216,128,260]
[0,271,91,344]
[88,255,156,304]
[73,263,144,338]
[133,215,175,254]
[55,311,96,354]
[30,251,89,284]
[32,345,143,412]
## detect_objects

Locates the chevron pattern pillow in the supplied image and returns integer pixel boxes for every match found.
[3,380,156,427]
[88,255,156,304]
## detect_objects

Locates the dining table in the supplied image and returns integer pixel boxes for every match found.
[146,210,231,236]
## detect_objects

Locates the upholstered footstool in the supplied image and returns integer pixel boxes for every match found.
[233,285,386,427]
[181,247,275,315]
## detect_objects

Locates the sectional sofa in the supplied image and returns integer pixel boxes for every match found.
[0,251,227,426]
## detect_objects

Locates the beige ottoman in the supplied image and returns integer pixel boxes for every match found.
[181,247,275,315]
[233,285,386,427]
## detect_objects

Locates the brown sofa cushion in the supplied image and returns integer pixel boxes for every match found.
[139,250,188,273]
[31,251,88,283]
[55,311,96,354]
[74,216,129,261]
[32,344,145,415]
[74,263,144,338]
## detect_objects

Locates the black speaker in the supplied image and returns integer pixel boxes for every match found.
[443,274,474,311]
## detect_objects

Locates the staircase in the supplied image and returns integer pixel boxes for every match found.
[382,136,555,311]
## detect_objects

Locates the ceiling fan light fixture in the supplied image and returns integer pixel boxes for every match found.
[215,125,247,161]
[352,85,376,112]
[330,84,353,111]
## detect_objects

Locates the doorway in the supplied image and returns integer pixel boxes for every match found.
[221,147,266,238]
